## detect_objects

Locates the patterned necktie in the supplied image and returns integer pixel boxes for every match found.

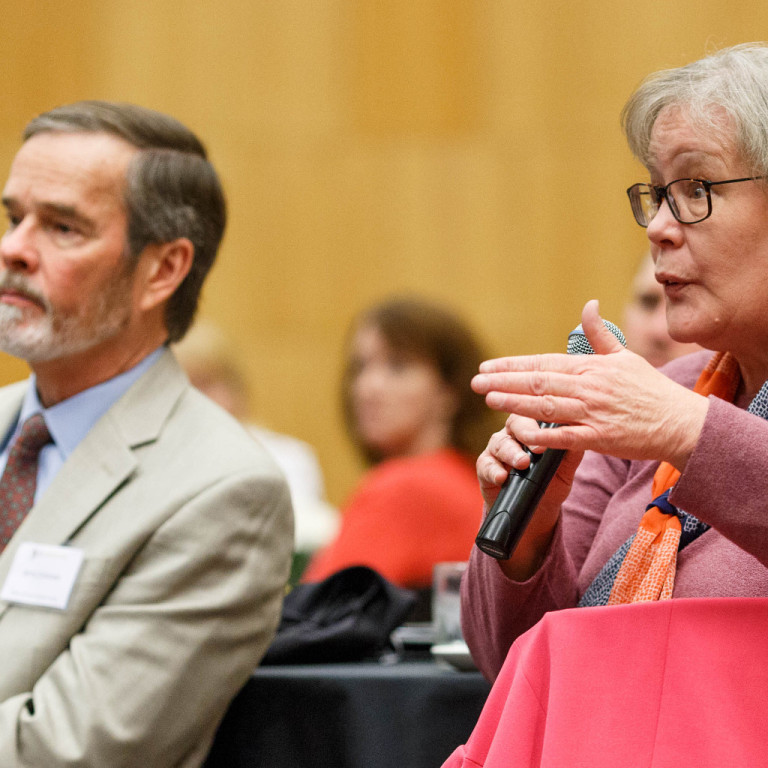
[0,414,52,553]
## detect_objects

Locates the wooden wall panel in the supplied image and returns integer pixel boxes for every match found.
[0,2,766,504]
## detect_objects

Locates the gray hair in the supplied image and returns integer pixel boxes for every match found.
[23,101,226,342]
[622,42,768,175]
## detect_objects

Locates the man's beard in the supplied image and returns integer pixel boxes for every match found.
[0,269,135,364]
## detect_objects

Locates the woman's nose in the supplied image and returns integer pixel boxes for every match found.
[646,198,684,248]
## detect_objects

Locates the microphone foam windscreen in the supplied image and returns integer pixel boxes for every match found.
[566,320,626,355]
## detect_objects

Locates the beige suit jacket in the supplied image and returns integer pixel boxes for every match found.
[0,349,294,767]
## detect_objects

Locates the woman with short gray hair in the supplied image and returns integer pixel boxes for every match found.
[463,41,768,682]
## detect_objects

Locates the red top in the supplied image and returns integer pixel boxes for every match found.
[302,448,482,588]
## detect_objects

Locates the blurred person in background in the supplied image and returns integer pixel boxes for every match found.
[623,251,702,367]
[174,320,339,579]
[303,295,500,614]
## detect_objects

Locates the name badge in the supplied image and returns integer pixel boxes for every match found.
[1,542,84,610]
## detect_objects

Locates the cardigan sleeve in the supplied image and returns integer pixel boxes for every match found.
[671,394,768,567]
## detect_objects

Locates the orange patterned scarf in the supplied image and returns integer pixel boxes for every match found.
[605,352,740,604]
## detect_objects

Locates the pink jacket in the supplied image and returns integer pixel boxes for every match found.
[444,598,768,768]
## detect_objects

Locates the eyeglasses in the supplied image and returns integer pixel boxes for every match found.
[626,177,763,227]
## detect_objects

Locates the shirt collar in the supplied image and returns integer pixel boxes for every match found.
[17,346,165,460]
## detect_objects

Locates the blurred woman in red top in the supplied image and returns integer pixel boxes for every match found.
[303,296,499,595]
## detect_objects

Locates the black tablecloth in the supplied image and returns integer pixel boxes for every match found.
[204,660,491,768]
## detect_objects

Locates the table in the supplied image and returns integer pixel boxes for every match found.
[204,659,491,768]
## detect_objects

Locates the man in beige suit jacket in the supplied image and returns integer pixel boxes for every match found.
[0,102,293,766]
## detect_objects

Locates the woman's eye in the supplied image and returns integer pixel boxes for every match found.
[691,184,707,199]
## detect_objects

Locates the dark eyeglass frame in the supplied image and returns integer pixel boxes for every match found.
[626,176,763,227]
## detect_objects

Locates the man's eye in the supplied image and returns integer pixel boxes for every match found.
[48,221,85,242]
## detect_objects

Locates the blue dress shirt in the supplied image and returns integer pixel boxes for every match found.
[0,347,165,503]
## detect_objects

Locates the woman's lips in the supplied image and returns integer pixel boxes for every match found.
[661,278,689,300]
[656,268,690,296]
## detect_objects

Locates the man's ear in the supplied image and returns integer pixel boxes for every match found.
[137,238,194,312]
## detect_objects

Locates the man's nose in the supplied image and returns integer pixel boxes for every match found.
[0,219,38,272]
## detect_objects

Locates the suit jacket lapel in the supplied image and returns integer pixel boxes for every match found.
[0,381,27,446]
[0,349,188,575]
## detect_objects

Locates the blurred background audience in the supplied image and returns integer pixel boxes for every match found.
[302,295,500,615]
[623,252,702,367]
[174,321,339,578]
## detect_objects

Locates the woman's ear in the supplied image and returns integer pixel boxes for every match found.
[137,237,194,312]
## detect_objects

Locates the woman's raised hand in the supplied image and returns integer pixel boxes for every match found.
[472,300,708,472]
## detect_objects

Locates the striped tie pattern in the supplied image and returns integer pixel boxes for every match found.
[0,414,51,552]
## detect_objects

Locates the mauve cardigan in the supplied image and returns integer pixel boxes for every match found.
[462,349,768,681]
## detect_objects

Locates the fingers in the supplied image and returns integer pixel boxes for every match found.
[480,429,523,476]
[476,437,510,508]
[581,299,626,355]
[483,417,546,471]
[476,418,544,504]
[473,366,599,424]
[477,353,564,375]
[474,370,567,401]
[476,357,593,381]
[476,445,508,489]
[484,390,588,424]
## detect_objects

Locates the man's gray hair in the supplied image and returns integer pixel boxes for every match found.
[23,101,226,342]
[622,42,768,176]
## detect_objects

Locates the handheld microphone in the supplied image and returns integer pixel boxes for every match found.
[475,319,626,560]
